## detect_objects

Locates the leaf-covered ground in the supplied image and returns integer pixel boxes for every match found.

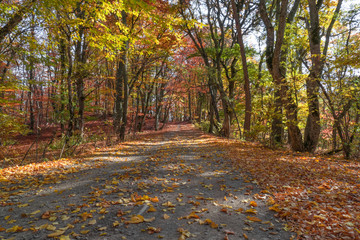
[0,124,294,240]
[0,123,358,239]
[221,138,360,239]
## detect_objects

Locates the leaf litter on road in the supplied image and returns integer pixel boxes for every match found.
[0,124,314,239]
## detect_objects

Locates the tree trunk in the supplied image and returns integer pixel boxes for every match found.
[59,36,66,132]
[271,89,283,146]
[0,0,37,43]
[66,37,74,138]
[304,0,321,152]
[231,0,251,139]
[259,0,304,151]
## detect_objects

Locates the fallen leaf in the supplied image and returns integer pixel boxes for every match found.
[162,201,175,207]
[18,203,29,208]
[247,216,262,222]
[235,208,244,212]
[59,235,71,240]
[147,206,157,212]
[46,225,57,231]
[6,225,23,233]
[245,208,257,214]
[147,226,161,234]
[224,230,235,235]
[151,197,159,202]
[47,230,66,238]
[144,217,155,222]
[268,205,281,213]
[249,201,257,207]
[30,210,41,215]
[125,215,144,224]
[88,219,96,225]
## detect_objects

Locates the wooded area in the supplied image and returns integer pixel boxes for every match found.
[1,0,359,162]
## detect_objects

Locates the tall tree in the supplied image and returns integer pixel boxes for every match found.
[230,0,252,139]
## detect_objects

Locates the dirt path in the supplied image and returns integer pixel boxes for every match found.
[0,124,295,240]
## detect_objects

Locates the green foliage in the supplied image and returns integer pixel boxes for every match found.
[194,120,211,132]
[0,113,28,144]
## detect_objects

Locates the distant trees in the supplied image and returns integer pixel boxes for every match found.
[0,0,359,158]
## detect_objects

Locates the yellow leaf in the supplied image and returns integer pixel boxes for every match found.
[267,197,275,205]
[49,216,57,221]
[79,212,93,221]
[46,225,57,231]
[178,228,191,240]
[59,226,69,231]
[47,230,66,238]
[88,220,96,225]
[147,206,157,212]
[144,217,155,222]
[4,216,10,220]
[113,221,120,227]
[99,208,108,214]
[98,227,107,231]
[210,221,218,229]
[66,224,74,229]
[6,225,23,233]
[72,208,80,213]
[162,201,175,207]
[235,208,244,212]
[30,210,41,215]
[61,215,70,221]
[245,209,257,214]
[18,203,29,208]
[163,214,170,220]
[269,204,281,213]
[125,215,144,224]
[247,216,262,222]
[59,235,71,240]
[80,230,90,234]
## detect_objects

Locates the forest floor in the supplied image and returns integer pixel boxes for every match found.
[0,123,359,240]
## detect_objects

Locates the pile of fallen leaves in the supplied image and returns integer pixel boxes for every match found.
[0,156,108,207]
[217,138,360,239]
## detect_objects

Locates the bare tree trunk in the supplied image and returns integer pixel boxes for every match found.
[259,0,304,151]
[119,35,129,140]
[28,84,35,131]
[271,89,283,146]
[304,0,321,152]
[114,11,129,141]
[66,36,74,138]
[304,0,342,153]
[231,0,251,139]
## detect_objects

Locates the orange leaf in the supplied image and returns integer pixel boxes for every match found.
[269,204,281,213]
[249,201,257,207]
[151,197,159,203]
[147,206,157,212]
[245,208,257,214]
[247,216,262,222]
[220,208,228,213]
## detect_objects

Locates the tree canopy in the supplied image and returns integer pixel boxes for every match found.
[0,0,359,158]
